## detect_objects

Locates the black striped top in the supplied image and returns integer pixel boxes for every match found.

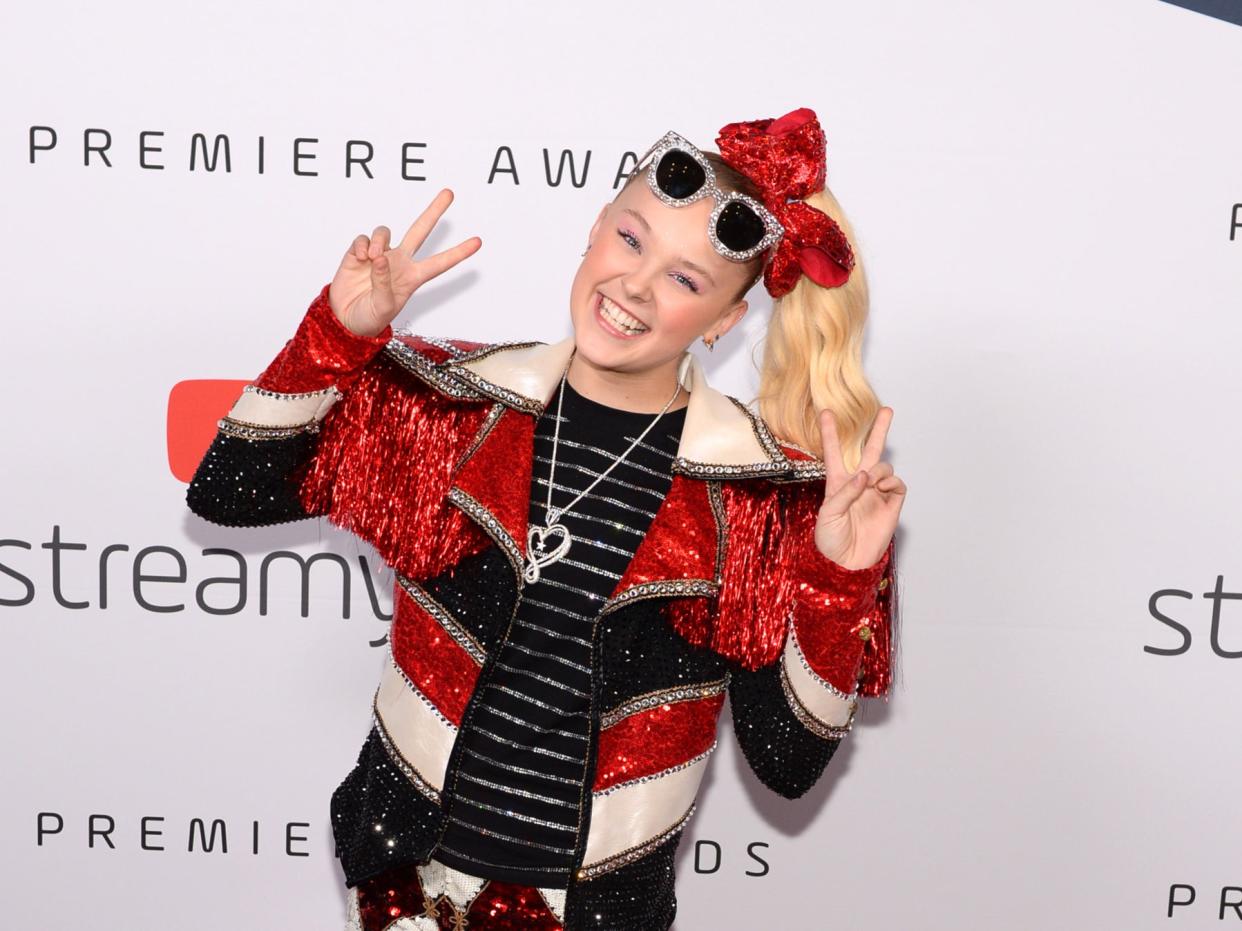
[433,376,688,888]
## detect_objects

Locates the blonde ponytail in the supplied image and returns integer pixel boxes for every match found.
[755,186,880,471]
[618,149,883,466]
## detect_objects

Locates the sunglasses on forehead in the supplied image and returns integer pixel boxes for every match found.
[628,130,785,263]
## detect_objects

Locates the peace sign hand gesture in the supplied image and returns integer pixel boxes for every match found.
[328,188,482,338]
[813,407,907,571]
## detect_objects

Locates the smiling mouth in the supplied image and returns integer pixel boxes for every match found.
[596,292,650,337]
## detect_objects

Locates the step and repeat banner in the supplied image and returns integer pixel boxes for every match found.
[3,1,1240,928]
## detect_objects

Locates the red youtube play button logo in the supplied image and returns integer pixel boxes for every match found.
[166,380,250,482]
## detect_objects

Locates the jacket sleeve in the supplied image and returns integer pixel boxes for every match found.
[729,483,896,799]
[185,282,393,527]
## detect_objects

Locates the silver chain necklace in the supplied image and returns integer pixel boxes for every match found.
[524,365,683,585]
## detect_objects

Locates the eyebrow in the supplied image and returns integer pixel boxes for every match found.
[621,207,651,232]
[621,207,717,287]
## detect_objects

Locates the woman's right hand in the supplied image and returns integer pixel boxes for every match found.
[329,188,482,338]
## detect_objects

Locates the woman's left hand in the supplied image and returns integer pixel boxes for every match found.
[813,406,907,570]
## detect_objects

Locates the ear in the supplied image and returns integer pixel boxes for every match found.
[711,298,749,340]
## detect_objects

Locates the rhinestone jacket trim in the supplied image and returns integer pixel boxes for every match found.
[592,740,718,798]
[671,457,791,479]
[420,335,468,359]
[370,696,444,804]
[446,486,524,580]
[444,365,546,415]
[784,458,829,479]
[448,340,545,365]
[728,396,787,464]
[450,402,507,478]
[576,805,696,881]
[778,661,855,740]
[598,578,718,617]
[396,573,487,666]
[706,479,727,581]
[787,623,859,703]
[599,677,730,731]
[242,383,342,402]
[217,416,319,440]
[383,339,486,400]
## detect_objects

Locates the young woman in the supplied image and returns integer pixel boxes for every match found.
[187,106,906,931]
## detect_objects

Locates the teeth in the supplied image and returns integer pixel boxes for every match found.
[600,295,649,334]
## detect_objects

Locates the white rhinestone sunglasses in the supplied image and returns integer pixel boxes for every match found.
[628,130,785,263]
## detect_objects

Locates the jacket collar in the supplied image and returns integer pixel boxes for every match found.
[427,336,827,614]
[446,337,822,481]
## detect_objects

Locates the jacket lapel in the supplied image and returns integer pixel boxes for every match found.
[447,402,537,581]
[599,473,722,613]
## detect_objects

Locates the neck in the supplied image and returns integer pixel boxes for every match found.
[565,350,690,414]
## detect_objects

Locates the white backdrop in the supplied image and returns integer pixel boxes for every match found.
[4,1,1241,928]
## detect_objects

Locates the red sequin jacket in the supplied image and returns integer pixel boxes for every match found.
[185,282,897,930]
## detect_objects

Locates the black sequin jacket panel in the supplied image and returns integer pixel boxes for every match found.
[185,282,897,931]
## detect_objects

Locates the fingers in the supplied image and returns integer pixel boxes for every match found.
[347,233,370,264]
[820,466,870,518]
[369,225,392,259]
[860,407,893,471]
[873,474,907,496]
[818,408,846,484]
[415,236,483,284]
[865,461,894,484]
[856,462,905,499]
[399,188,456,257]
[370,248,395,316]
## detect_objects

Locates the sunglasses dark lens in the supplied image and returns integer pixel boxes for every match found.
[655,149,707,200]
[716,201,767,252]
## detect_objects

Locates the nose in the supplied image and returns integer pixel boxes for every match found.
[621,262,657,305]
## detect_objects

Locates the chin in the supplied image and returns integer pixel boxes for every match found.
[571,330,630,374]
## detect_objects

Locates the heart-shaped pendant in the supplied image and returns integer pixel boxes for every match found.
[524,521,572,585]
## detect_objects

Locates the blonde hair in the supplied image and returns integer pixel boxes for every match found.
[755,186,879,471]
[619,152,881,468]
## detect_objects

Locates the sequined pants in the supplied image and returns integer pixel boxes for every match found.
[345,858,566,931]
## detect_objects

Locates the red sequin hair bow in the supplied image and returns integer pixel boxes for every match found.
[715,107,855,298]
